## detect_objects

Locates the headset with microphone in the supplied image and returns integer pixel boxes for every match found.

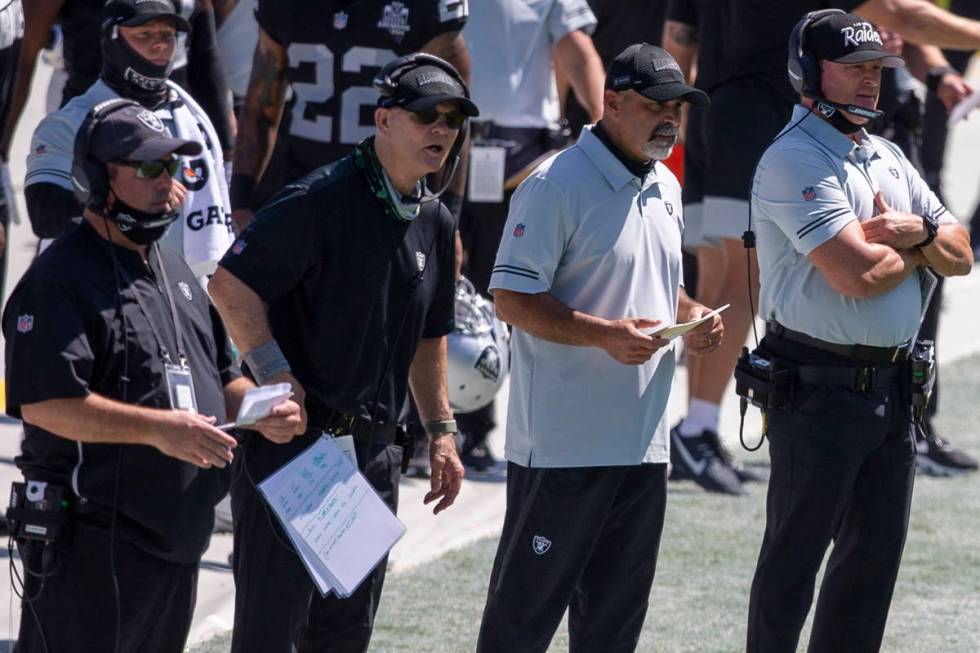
[787,8,884,121]
[71,98,144,212]
[373,52,473,203]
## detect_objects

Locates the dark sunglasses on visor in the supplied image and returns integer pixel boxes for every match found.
[410,108,467,130]
[116,159,182,179]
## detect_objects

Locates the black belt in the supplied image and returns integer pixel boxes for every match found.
[767,321,910,364]
[795,363,902,392]
[308,407,401,445]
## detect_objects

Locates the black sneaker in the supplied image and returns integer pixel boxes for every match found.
[669,423,744,495]
[706,431,767,483]
[916,424,979,476]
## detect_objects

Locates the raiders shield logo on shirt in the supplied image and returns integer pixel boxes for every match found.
[532,535,552,555]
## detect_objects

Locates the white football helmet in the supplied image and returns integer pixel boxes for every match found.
[447,277,510,413]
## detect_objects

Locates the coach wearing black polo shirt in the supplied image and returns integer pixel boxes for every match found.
[3,100,301,653]
[209,53,471,653]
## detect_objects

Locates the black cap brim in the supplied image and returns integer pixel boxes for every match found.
[832,50,905,68]
[126,136,202,161]
[120,12,191,32]
[402,94,480,117]
[637,82,710,107]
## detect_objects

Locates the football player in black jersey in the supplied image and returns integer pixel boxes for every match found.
[0,0,234,163]
[229,0,470,230]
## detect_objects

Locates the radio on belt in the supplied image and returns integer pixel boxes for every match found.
[6,480,72,544]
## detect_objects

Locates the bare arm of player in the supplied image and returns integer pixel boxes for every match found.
[494,289,669,366]
[554,30,605,124]
[855,0,980,50]
[0,0,65,160]
[21,394,238,469]
[861,192,974,277]
[662,19,698,143]
[809,219,926,298]
[409,336,464,515]
[663,20,698,81]
[208,267,307,440]
[900,42,973,111]
[230,26,288,231]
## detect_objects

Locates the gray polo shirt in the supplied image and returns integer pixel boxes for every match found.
[489,126,683,468]
[465,0,596,128]
[752,105,954,346]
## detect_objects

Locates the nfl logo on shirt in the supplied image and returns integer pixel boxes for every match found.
[16,314,34,333]
[333,10,348,29]
[513,223,525,238]
[416,251,426,272]
[802,186,817,201]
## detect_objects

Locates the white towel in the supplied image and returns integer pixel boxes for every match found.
[167,81,235,278]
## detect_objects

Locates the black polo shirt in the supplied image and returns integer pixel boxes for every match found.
[3,220,238,563]
[717,1,864,102]
[218,153,455,455]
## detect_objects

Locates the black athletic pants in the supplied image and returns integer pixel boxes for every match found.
[478,461,668,653]
[747,337,917,653]
[16,520,198,653]
[229,434,403,653]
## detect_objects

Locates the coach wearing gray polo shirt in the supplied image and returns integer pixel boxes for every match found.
[746,12,973,653]
[476,44,723,653]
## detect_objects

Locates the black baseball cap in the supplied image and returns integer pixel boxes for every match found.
[383,64,480,117]
[805,12,904,67]
[606,43,709,106]
[89,103,202,163]
[102,0,191,32]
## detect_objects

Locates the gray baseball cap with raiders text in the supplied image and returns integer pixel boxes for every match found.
[606,43,709,106]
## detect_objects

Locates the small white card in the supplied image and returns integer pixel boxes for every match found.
[648,304,730,340]
[218,382,293,430]
[468,146,506,202]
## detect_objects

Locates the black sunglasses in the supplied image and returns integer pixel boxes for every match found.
[115,159,181,179]
[410,108,467,130]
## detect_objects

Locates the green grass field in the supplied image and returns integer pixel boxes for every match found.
[193,353,980,653]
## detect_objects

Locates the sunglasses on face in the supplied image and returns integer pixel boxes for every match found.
[410,109,467,130]
[116,159,181,179]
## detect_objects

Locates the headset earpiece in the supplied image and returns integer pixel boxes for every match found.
[787,8,846,98]
[71,98,142,211]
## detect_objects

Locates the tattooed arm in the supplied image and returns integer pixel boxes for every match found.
[662,20,698,82]
[230,26,288,231]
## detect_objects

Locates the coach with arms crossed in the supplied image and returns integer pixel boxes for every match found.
[746,12,973,652]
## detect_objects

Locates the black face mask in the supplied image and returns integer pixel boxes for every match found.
[101,26,174,108]
[816,101,865,135]
[107,197,179,245]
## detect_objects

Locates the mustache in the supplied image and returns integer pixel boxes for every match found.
[648,125,679,140]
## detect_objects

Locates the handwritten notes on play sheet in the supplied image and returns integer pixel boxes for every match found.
[258,435,406,597]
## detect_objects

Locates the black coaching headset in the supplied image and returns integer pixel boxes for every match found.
[373,53,473,202]
[787,8,883,121]
[70,97,144,211]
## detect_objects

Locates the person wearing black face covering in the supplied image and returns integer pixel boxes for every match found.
[3,100,303,653]
[22,0,235,279]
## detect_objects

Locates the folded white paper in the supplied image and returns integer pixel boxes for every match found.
[219,382,292,430]
[648,304,730,340]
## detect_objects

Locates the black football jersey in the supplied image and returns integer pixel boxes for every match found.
[257,0,468,181]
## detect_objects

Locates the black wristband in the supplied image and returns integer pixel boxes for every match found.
[229,174,257,211]
[926,66,956,94]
